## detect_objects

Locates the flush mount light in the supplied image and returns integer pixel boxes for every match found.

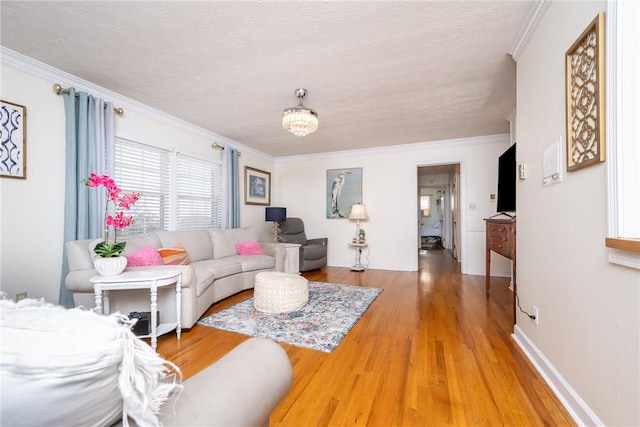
[282,88,318,137]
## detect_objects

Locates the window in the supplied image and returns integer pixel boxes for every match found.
[114,139,170,236]
[113,138,223,235]
[420,195,431,217]
[606,0,640,267]
[176,152,223,230]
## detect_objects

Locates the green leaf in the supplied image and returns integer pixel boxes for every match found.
[93,240,127,257]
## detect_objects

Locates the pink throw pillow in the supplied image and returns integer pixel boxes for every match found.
[235,241,264,255]
[125,246,164,267]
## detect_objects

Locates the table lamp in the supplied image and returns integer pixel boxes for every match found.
[265,207,287,243]
[349,203,369,242]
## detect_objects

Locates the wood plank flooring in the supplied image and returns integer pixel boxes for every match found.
[156,249,575,426]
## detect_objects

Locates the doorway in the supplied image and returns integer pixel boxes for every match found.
[417,163,461,268]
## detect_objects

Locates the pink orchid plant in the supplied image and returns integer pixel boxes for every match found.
[86,173,140,258]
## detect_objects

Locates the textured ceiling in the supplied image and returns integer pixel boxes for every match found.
[0,1,532,157]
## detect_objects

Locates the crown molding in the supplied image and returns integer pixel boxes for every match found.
[509,0,551,61]
[275,133,510,164]
[2,47,510,163]
[0,46,272,161]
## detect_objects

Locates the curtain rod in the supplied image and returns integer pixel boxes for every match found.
[53,84,124,115]
[212,142,241,156]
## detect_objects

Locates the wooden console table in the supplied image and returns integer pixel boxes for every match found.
[485,217,516,325]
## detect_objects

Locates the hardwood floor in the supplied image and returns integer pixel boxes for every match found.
[157,249,575,426]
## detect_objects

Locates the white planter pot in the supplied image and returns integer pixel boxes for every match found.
[94,256,127,276]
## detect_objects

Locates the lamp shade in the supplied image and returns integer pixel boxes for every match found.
[265,207,286,222]
[349,204,369,220]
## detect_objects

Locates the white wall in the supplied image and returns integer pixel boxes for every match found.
[274,136,510,274]
[0,66,66,303]
[516,1,639,425]
[0,59,275,303]
[0,54,510,302]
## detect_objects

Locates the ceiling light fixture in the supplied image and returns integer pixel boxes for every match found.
[282,88,318,137]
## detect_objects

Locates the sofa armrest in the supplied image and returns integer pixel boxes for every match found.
[65,269,98,293]
[260,242,286,272]
[163,338,293,427]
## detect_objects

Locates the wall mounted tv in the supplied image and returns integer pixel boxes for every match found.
[496,143,516,214]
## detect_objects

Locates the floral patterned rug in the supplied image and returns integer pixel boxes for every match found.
[198,281,383,352]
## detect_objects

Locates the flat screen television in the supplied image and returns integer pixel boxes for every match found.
[496,143,516,213]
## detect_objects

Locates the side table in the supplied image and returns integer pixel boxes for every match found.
[349,243,367,272]
[90,270,182,351]
[485,217,516,325]
[279,243,301,274]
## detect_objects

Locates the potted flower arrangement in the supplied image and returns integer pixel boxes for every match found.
[358,228,366,243]
[86,173,139,275]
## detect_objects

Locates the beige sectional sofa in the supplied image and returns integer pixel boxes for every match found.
[65,227,285,328]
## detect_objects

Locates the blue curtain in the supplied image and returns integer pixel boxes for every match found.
[58,89,114,307]
[222,147,240,229]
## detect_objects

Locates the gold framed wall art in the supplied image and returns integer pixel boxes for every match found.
[244,166,271,205]
[565,12,606,172]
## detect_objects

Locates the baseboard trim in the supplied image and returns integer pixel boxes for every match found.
[512,326,604,426]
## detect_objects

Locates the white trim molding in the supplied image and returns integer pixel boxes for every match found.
[276,133,510,164]
[0,46,272,161]
[509,0,551,61]
[512,326,604,426]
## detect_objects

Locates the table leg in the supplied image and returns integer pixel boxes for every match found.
[103,290,110,315]
[94,285,103,314]
[150,282,158,351]
[485,247,491,296]
[175,275,182,340]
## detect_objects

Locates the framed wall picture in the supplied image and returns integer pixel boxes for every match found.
[326,167,363,218]
[245,166,271,205]
[1,100,27,179]
[565,12,606,172]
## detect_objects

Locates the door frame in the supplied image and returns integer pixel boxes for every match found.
[414,159,466,272]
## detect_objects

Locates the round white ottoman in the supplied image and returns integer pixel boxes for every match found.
[253,271,309,313]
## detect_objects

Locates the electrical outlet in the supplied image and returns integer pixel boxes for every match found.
[15,292,27,301]
[532,306,539,325]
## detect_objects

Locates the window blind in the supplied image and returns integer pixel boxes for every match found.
[176,153,223,230]
[113,139,170,235]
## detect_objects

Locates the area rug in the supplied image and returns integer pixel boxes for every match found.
[198,281,383,352]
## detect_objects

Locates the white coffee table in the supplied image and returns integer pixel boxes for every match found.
[90,270,182,351]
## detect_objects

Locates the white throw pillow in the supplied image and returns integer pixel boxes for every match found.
[0,298,182,427]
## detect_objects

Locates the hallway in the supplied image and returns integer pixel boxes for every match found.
[418,245,460,272]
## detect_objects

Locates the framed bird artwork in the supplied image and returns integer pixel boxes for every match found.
[326,167,362,218]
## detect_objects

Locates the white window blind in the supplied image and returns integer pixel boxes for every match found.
[176,153,223,230]
[113,138,170,236]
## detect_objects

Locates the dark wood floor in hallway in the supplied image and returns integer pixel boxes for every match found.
[157,249,575,426]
